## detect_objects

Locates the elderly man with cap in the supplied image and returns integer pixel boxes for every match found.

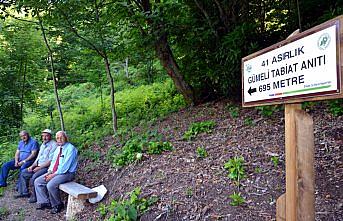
[35,131,78,214]
[15,129,57,202]
[0,130,39,188]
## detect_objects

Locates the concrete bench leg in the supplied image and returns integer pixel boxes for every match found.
[66,195,85,221]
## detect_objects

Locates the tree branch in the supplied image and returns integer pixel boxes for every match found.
[0,8,38,24]
[193,0,218,38]
[53,3,106,58]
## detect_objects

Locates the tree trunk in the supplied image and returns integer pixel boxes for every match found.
[19,61,25,125]
[138,0,197,105]
[37,11,65,131]
[125,57,129,78]
[155,33,197,105]
[103,57,117,133]
[147,58,153,84]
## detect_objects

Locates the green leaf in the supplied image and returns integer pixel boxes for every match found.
[127,206,138,221]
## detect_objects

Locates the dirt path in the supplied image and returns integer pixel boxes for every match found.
[0,184,64,221]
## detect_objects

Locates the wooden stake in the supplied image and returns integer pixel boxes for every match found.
[285,104,301,221]
[276,193,286,221]
[283,104,315,221]
[295,110,315,220]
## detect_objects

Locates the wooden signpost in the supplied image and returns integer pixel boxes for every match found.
[242,15,343,221]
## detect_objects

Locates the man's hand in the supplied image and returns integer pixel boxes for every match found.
[17,161,25,167]
[14,160,19,167]
[27,166,34,172]
[44,173,56,182]
[33,166,41,173]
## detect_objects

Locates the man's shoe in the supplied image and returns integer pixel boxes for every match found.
[50,204,64,214]
[14,193,30,199]
[28,197,37,203]
[36,203,51,210]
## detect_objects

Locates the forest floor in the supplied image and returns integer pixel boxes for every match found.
[0,99,342,221]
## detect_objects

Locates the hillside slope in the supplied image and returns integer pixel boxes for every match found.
[0,100,342,221]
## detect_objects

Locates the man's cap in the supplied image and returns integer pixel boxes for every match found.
[41,129,53,135]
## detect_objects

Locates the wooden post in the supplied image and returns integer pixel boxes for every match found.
[285,104,301,221]
[276,193,286,221]
[281,104,315,221]
[295,110,315,220]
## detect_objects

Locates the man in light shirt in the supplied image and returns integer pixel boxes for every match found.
[15,129,57,202]
[35,131,78,214]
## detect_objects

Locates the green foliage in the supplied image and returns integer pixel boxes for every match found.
[196,147,208,158]
[255,105,280,117]
[327,99,343,116]
[109,132,173,167]
[0,207,9,219]
[224,156,245,183]
[183,120,216,141]
[185,187,193,198]
[271,156,279,167]
[81,149,101,162]
[254,166,262,174]
[111,138,144,167]
[0,18,46,136]
[1,0,340,140]
[302,101,316,111]
[213,23,259,96]
[97,187,158,221]
[229,192,245,206]
[0,142,17,164]
[244,117,254,126]
[226,104,239,118]
[24,80,185,147]
[146,141,173,155]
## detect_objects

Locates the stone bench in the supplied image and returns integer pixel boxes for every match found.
[59,182,97,220]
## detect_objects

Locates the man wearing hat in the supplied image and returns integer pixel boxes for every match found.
[0,130,39,188]
[15,129,57,202]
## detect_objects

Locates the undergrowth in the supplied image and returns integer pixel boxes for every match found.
[107,131,173,167]
[23,80,185,148]
[183,120,216,141]
[97,187,158,221]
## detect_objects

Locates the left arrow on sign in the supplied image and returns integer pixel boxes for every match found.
[248,87,257,95]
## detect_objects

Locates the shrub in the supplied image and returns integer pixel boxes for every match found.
[196,147,208,158]
[244,117,254,126]
[146,141,173,154]
[183,120,216,140]
[0,141,17,164]
[97,187,158,221]
[110,132,173,167]
[255,105,280,117]
[229,192,245,206]
[226,104,239,118]
[327,99,343,116]
[224,156,245,183]
[23,80,186,148]
[271,156,279,167]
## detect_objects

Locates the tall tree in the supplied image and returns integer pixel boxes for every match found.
[0,3,67,131]
[123,0,198,105]
[0,17,46,135]
[35,8,65,131]
[47,0,119,133]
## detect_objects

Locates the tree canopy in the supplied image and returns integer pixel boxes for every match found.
[0,0,342,139]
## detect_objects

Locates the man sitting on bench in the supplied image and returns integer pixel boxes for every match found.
[34,131,78,214]
[15,129,57,202]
